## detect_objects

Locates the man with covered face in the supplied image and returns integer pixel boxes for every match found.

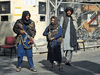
[43,16,63,72]
[13,11,37,72]
[62,7,77,66]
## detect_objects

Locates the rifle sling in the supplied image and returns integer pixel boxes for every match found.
[19,35,32,50]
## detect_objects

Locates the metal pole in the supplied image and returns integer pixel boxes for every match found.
[48,0,50,25]
[55,0,57,16]
[49,0,55,8]
[57,0,63,9]
[72,0,75,8]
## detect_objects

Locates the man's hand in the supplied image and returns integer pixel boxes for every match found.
[28,41,31,44]
[20,30,25,34]
[28,38,34,44]
[51,37,55,40]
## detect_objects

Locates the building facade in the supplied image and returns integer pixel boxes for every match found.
[0,0,47,46]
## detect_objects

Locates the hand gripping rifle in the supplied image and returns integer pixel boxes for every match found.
[18,25,38,50]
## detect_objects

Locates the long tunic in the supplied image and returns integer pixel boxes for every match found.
[17,24,32,57]
[43,26,62,62]
[63,17,73,50]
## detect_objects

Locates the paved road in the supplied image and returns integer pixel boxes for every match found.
[0,49,100,75]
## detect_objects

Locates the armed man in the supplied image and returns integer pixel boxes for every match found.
[13,11,37,72]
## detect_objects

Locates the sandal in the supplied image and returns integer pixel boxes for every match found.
[16,67,21,72]
[50,66,55,71]
[30,67,37,72]
[59,67,63,72]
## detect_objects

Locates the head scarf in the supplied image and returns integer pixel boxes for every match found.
[21,11,31,25]
[65,7,74,17]
[49,16,58,30]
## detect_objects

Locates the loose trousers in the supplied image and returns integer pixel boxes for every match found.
[65,50,73,62]
[18,57,34,68]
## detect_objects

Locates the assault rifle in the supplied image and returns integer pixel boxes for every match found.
[18,25,38,50]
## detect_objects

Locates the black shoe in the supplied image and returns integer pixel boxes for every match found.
[16,67,21,72]
[59,67,63,72]
[65,62,71,66]
[50,66,55,71]
[30,67,37,72]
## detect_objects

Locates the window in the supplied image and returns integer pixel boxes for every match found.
[1,15,8,21]
[40,16,45,21]
[39,2,46,14]
[0,1,10,14]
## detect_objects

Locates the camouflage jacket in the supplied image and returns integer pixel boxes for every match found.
[13,19,36,49]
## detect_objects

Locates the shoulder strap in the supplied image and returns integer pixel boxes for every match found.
[48,26,51,32]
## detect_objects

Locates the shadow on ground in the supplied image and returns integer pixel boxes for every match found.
[13,60,31,69]
[0,57,16,75]
[38,58,100,75]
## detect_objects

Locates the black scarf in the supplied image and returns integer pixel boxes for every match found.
[21,11,32,37]
[49,16,58,30]
[21,11,31,25]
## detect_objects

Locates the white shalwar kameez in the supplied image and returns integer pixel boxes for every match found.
[63,17,73,51]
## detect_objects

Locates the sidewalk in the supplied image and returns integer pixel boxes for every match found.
[0,49,100,75]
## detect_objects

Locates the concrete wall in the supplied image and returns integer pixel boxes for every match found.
[0,0,48,45]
